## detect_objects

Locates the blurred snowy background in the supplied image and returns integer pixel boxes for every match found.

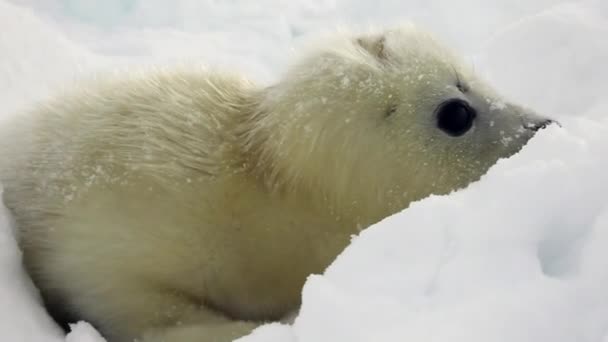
[0,0,607,341]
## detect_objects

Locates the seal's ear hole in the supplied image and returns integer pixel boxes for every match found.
[356,34,387,61]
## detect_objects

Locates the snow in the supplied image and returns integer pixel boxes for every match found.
[1,0,607,341]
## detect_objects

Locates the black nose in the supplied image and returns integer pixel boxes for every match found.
[526,119,558,132]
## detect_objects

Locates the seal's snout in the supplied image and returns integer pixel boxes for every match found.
[525,119,558,132]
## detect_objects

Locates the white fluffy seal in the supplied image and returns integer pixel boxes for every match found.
[0,24,552,342]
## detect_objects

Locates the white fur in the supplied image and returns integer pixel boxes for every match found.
[0,25,549,342]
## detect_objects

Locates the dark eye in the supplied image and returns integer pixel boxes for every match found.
[436,99,476,136]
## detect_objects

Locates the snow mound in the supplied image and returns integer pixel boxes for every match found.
[1,0,607,341]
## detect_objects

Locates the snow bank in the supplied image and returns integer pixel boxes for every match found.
[1,0,607,341]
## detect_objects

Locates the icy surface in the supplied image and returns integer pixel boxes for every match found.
[1,0,607,341]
